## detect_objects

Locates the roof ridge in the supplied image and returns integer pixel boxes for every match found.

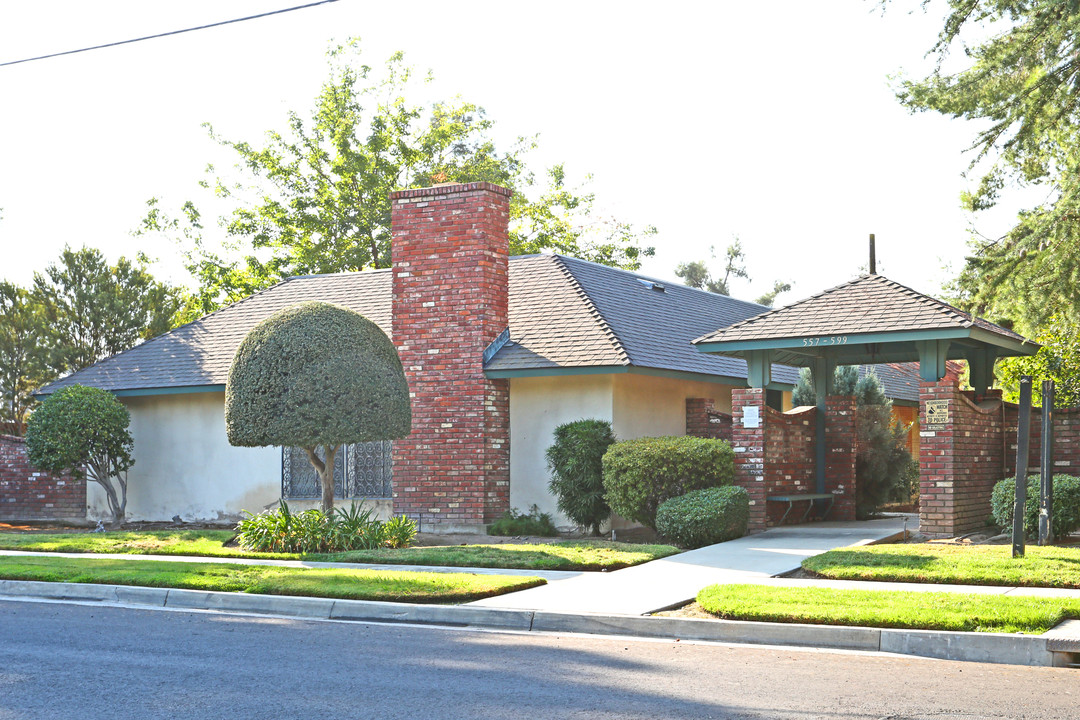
[36,276,297,394]
[697,273,864,341]
[551,256,631,366]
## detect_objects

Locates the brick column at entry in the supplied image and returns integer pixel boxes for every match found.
[824,396,857,521]
[731,388,767,533]
[390,182,512,530]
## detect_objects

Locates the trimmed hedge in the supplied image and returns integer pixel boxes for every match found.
[991,475,1080,539]
[656,486,749,548]
[601,436,735,529]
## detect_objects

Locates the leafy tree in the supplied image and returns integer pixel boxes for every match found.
[0,282,49,434]
[225,301,411,514]
[792,365,913,517]
[892,1,1080,332]
[995,315,1080,408]
[675,239,790,305]
[142,43,655,316]
[32,246,182,375]
[545,419,617,535]
[25,385,134,526]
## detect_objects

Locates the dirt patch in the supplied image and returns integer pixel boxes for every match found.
[653,601,716,620]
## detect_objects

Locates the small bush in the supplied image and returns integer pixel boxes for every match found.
[602,436,735,529]
[656,486,749,548]
[991,475,1080,539]
[236,501,417,553]
[488,505,558,537]
[546,419,617,536]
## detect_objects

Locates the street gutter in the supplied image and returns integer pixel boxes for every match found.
[1,578,1075,669]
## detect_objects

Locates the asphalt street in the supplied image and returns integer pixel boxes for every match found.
[0,599,1075,720]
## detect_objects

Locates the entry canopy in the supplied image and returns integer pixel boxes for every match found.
[693,274,1038,394]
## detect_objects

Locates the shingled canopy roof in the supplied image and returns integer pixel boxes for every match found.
[693,273,1038,391]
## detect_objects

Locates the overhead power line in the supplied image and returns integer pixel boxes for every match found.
[0,0,340,68]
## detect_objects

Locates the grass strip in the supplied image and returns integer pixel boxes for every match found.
[314,541,680,571]
[0,531,297,559]
[0,532,679,571]
[0,555,544,604]
[696,583,1080,634]
[803,543,1080,589]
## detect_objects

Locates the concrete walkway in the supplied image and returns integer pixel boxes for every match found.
[471,516,912,614]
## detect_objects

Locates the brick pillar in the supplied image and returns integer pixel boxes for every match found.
[390,182,512,530]
[731,388,767,533]
[919,379,958,536]
[824,396,857,521]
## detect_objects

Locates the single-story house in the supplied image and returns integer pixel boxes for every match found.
[37,182,921,530]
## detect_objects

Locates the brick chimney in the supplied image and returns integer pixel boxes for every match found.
[390,182,512,531]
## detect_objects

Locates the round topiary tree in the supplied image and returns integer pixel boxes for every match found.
[546,419,617,536]
[25,384,134,527]
[225,301,412,514]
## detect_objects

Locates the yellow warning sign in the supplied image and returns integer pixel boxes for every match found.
[925,400,949,426]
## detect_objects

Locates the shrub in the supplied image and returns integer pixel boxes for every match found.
[655,486,749,548]
[236,501,417,553]
[225,301,411,514]
[991,475,1080,539]
[25,384,134,527]
[546,419,617,536]
[487,505,558,537]
[602,436,735,529]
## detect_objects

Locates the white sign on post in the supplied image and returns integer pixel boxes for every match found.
[742,406,760,429]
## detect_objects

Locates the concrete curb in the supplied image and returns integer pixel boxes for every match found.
[0,580,1073,668]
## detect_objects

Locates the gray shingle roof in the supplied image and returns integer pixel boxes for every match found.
[695,274,1028,345]
[36,255,804,396]
[39,271,392,395]
[486,256,797,384]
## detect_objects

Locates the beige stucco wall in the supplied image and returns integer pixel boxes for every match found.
[88,392,282,524]
[508,374,614,527]
[611,374,736,440]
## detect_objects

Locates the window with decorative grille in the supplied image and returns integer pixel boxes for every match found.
[281,441,393,500]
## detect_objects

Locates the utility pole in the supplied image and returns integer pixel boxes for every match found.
[869,234,877,274]
[1012,376,1033,558]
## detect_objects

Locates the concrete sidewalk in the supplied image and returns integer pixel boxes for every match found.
[471,516,912,614]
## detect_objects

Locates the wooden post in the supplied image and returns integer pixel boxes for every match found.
[1039,380,1055,546]
[1012,376,1032,558]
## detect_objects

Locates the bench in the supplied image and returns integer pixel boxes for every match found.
[767,493,834,524]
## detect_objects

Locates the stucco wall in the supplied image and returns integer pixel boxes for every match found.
[611,374,737,440]
[93,392,281,523]
[508,375,614,526]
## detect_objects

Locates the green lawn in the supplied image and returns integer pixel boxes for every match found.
[0,555,543,603]
[0,532,678,571]
[696,583,1080,634]
[803,543,1080,588]
[315,541,680,571]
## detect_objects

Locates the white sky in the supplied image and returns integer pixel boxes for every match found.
[0,0,1034,304]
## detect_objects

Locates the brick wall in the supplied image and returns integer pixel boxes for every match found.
[390,182,512,528]
[685,397,732,442]
[0,434,86,521]
[919,379,1005,536]
[763,406,817,524]
[1000,402,1080,478]
[731,389,854,532]
[824,396,857,521]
